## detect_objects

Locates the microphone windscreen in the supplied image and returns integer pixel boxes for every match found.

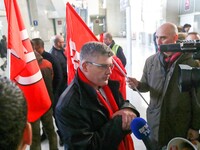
[130,117,150,140]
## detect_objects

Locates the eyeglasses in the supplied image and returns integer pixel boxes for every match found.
[86,61,114,70]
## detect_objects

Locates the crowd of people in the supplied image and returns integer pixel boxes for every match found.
[1,22,200,150]
[0,35,7,73]
[0,35,7,58]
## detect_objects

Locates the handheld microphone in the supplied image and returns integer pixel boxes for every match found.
[131,117,154,150]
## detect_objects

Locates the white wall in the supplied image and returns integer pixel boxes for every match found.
[106,0,125,36]
[180,14,194,30]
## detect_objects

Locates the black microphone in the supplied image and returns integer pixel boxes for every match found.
[130,117,154,150]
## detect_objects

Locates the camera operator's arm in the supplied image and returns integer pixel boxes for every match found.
[189,88,200,141]
[187,128,199,141]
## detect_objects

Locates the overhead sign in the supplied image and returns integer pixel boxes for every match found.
[33,20,38,26]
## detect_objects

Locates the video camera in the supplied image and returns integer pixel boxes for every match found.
[160,40,200,92]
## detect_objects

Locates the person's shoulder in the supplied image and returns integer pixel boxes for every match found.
[114,43,122,48]
[40,59,53,70]
[57,79,79,107]
[43,52,62,72]
[144,53,159,65]
[43,51,56,61]
[147,53,158,60]
[117,44,123,50]
[43,51,52,56]
[112,43,123,53]
[49,46,57,53]
[43,59,52,66]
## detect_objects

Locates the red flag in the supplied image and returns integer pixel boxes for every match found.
[66,3,98,84]
[65,3,127,99]
[99,32,104,43]
[110,56,127,99]
[4,0,51,122]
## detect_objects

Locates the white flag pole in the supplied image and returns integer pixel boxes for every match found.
[112,58,149,106]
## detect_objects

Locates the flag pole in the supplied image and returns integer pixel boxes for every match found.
[112,58,149,106]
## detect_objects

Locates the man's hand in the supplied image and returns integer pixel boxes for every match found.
[126,77,139,89]
[187,128,199,141]
[112,108,137,130]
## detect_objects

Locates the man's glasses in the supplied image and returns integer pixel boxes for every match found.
[86,61,114,70]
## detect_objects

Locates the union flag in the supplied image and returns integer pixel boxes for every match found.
[65,3,127,99]
[4,0,51,122]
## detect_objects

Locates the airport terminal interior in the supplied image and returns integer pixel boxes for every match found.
[0,0,200,149]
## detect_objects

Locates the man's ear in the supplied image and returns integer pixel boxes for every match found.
[174,34,179,42]
[81,62,88,72]
[21,122,32,150]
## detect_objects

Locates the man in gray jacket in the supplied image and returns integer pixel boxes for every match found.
[127,22,200,149]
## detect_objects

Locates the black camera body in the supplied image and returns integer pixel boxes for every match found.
[160,40,200,92]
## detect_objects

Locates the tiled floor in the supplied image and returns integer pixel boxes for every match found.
[27,37,155,150]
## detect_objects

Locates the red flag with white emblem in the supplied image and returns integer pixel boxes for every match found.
[4,0,51,122]
[66,2,98,84]
[66,3,127,99]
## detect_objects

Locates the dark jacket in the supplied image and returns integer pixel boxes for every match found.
[55,74,139,150]
[41,51,63,107]
[34,51,54,102]
[50,46,68,95]
[0,39,7,58]
[138,52,200,148]
[110,40,126,67]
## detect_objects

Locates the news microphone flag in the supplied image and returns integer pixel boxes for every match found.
[131,117,154,150]
[4,0,51,122]
[131,117,150,139]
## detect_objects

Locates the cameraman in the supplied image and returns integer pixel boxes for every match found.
[186,32,200,144]
[127,22,200,149]
[186,32,200,41]
[186,32,200,66]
